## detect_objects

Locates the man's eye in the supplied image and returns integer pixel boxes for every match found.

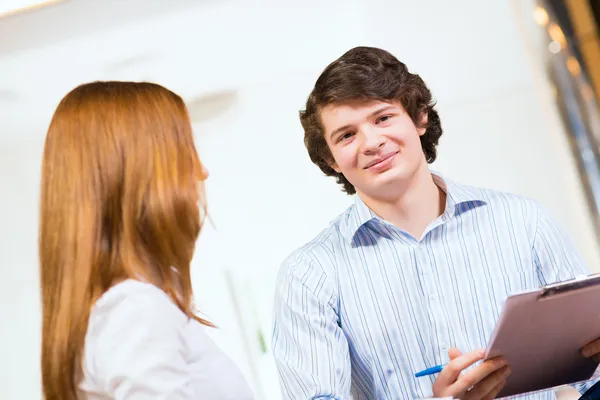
[339,132,354,142]
[377,115,391,123]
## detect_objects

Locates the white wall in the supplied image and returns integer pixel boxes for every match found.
[0,140,43,399]
[0,1,598,399]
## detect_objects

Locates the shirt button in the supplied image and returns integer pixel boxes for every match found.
[441,343,450,351]
[429,294,437,301]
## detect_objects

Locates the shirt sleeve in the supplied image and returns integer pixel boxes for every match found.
[532,201,590,285]
[88,283,196,399]
[271,254,352,399]
[531,202,599,393]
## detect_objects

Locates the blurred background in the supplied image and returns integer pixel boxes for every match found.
[2,0,600,398]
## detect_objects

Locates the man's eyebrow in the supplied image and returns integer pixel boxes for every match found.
[329,106,398,140]
[369,105,396,118]
[329,124,353,140]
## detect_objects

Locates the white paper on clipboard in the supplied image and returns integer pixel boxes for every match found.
[483,273,600,398]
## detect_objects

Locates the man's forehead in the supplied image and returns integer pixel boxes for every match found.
[322,99,401,114]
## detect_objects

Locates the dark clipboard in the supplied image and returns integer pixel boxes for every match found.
[483,274,600,398]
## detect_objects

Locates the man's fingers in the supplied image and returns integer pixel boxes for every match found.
[483,379,507,400]
[437,349,486,385]
[463,365,511,400]
[582,339,600,358]
[448,347,462,360]
[451,358,508,395]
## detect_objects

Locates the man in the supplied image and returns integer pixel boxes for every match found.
[271,46,600,399]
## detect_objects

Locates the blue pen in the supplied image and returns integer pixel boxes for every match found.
[414,364,445,378]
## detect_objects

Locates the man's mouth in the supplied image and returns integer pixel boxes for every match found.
[364,151,399,169]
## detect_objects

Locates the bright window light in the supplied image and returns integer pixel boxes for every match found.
[0,0,64,17]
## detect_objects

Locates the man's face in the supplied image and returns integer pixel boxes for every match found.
[321,99,427,199]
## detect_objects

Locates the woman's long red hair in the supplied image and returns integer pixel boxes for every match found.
[39,81,210,400]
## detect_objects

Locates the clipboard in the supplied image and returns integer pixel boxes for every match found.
[483,273,600,398]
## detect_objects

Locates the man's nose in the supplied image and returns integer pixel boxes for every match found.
[361,128,386,153]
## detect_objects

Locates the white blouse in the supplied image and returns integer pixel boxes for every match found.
[78,279,254,399]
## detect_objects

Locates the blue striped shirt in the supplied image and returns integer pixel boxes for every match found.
[272,172,592,399]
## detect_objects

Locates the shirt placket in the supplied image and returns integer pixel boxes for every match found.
[418,224,453,367]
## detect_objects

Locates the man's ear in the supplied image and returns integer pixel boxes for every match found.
[330,161,341,173]
[418,111,428,136]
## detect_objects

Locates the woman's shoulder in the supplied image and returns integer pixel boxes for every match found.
[93,279,181,315]
[87,279,189,344]
[80,280,191,392]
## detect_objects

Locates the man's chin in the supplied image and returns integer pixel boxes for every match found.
[356,177,405,198]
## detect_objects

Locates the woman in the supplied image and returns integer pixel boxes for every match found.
[39,81,254,400]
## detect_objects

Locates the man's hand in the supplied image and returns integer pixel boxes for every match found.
[582,338,600,363]
[432,348,511,399]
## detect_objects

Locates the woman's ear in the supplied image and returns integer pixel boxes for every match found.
[201,164,209,179]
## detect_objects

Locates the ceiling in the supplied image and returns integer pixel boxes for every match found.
[0,0,220,148]
[0,0,205,55]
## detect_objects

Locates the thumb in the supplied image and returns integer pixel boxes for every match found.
[448,347,462,360]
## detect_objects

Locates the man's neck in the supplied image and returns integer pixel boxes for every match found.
[358,168,446,240]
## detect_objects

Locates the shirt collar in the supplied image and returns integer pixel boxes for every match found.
[345,170,487,242]
[432,171,487,213]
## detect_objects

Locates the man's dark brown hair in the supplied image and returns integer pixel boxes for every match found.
[300,46,443,194]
